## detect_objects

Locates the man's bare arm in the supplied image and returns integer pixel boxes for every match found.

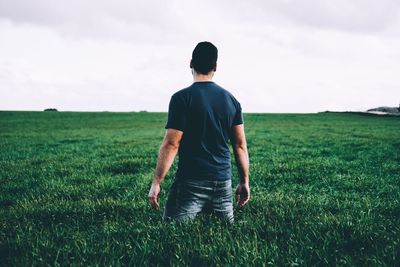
[231,124,250,207]
[148,128,183,209]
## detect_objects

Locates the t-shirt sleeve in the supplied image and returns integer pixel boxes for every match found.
[165,94,187,131]
[232,100,244,126]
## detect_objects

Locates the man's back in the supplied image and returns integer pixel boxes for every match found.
[166,81,243,181]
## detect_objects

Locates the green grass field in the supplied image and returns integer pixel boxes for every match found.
[0,111,399,266]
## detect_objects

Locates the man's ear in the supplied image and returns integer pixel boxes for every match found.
[190,60,193,69]
[213,63,217,72]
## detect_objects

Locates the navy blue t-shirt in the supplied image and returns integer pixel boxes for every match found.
[165,81,243,181]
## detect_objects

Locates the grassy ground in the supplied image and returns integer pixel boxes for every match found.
[0,111,399,266]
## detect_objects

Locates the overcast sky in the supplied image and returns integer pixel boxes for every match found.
[1,0,399,112]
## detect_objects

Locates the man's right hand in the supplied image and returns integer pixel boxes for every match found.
[235,182,250,207]
[148,182,161,209]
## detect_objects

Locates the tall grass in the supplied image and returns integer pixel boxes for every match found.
[0,111,399,266]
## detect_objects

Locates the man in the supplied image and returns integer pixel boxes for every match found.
[148,41,250,222]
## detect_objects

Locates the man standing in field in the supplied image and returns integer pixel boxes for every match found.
[148,42,250,222]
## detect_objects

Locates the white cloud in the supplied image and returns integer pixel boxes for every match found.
[0,0,399,112]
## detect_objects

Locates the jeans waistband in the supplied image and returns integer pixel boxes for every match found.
[175,177,231,187]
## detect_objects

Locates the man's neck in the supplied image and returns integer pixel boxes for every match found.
[193,72,214,82]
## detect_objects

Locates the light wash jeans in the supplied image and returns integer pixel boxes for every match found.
[163,177,234,223]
